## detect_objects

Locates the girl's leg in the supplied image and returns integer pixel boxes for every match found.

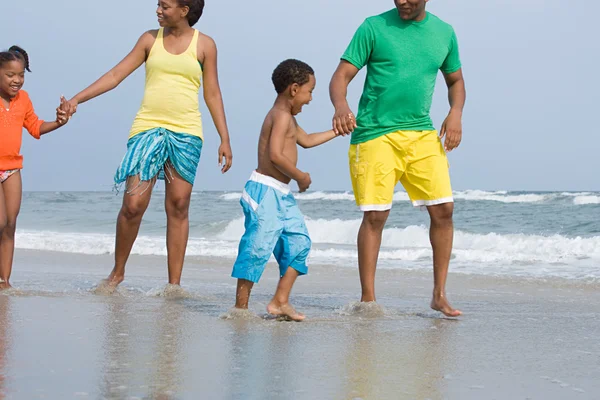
[0,182,7,289]
[164,168,193,285]
[107,175,155,286]
[0,172,22,289]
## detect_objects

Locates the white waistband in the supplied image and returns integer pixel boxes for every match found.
[249,170,290,194]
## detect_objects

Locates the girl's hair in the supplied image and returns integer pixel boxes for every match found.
[0,45,31,72]
[176,0,204,26]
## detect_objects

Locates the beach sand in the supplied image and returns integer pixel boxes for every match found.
[0,250,598,399]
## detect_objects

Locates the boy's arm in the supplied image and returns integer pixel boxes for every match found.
[269,112,308,182]
[296,125,338,149]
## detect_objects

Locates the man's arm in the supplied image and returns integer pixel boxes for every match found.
[296,124,338,149]
[440,68,466,152]
[329,61,360,135]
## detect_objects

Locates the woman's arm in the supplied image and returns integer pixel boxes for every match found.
[64,31,156,114]
[199,34,233,173]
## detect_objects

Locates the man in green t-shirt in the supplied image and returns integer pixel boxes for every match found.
[329,0,466,317]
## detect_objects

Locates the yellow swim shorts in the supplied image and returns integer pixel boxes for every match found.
[349,130,453,210]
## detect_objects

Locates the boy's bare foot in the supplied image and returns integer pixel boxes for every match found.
[267,301,305,321]
[430,295,462,317]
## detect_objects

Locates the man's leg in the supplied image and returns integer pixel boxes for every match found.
[427,202,461,317]
[357,210,390,302]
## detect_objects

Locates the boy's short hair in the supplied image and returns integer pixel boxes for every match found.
[272,59,314,94]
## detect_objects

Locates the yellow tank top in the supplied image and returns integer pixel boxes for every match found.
[129,28,203,139]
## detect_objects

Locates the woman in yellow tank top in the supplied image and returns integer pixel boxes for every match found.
[62,0,233,292]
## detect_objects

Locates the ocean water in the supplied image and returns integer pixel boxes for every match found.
[15,190,600,281]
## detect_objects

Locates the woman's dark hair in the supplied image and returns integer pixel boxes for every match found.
[176,0,204,26]
[0,45,31,72]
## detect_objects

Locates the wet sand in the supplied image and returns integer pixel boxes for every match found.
[0,250,599,399]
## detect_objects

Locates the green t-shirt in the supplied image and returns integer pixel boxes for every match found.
[342,10,461,144]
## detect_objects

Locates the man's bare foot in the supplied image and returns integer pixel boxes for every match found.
[267,300,305,321]
[0,279,11,290]
[431,296,462,317]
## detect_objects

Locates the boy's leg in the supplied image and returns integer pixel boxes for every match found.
[235,279,254,309]
[164,167,193,286]
[268,198,311,321]
[108,175,156,287]
[267,267,305,321]
[231,187,279,309]
[0,172,22,289]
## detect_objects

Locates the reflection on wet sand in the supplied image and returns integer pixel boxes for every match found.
[344,318,457,400]
[0,297,10,400]
[146,300,186,399]
[98,298,134,399]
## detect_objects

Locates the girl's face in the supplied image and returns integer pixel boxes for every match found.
[156,0,188,27]
[0,60,25,100]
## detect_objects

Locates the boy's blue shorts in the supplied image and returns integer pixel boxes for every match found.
[231,171,311,283]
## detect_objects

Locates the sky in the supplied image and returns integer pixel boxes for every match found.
[3,0,599,192]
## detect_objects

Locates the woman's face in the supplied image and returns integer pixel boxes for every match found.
[156,0,188,27]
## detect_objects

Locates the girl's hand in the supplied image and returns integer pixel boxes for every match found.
[56,97,70,125]
[60,96,78,117]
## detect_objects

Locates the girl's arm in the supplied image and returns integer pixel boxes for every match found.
[65,31,155,113]
[199,34,233,173]
[24,97,69,138]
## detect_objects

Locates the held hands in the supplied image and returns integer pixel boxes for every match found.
[440,110,462,152]
[332,105,357,136]
[55,96,70,126]
[297,172,311,193]
[218,140,233,173]
[59,97,79,119]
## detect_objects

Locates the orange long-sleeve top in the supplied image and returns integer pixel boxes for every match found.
[0,90,44,170]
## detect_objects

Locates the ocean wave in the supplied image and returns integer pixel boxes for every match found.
[16,217,600,280]
[573,196,600,205]
[220,192,242,201]
[452,190,549,203]
[219,190,600,204]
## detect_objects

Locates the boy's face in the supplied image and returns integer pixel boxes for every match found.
[0,60,25,99]
[290,74,315,115]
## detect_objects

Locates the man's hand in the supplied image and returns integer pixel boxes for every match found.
[218,141,233,173]
[332,105,357,136]
[439,110,462,152]
[297,172,311,193]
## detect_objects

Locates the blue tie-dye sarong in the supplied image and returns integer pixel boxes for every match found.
[114,128,203,192]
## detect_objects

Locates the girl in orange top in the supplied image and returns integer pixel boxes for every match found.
[0,46,69,289]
